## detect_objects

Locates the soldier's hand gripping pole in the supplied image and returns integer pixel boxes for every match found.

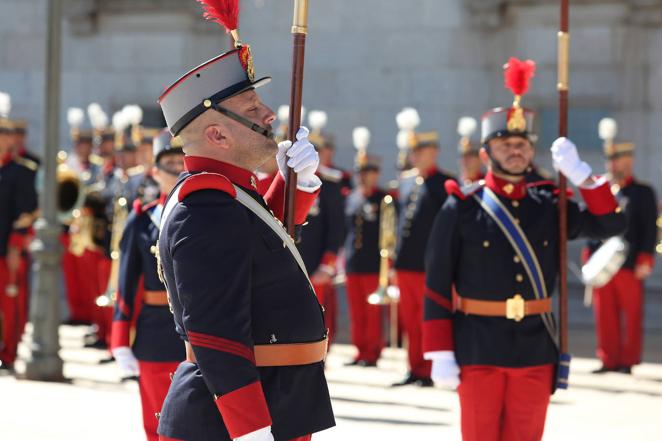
[556,0,572,390]
[284,0,309,235]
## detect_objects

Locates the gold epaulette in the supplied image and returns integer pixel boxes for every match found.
[89,154,104,166]
[127,165,145,177]
[15,156,38,172]
[399,168,419,179]
[317,165,342,183]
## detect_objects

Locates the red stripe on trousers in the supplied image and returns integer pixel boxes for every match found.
[396,270,431,378]
[592,269,643,368]
[345,273,384,363]
[139,361,181,441]
[312,281,336,348]
[458,364,553,441]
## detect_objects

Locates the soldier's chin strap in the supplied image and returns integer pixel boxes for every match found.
[211,102,274,140]
[484,145,531,177]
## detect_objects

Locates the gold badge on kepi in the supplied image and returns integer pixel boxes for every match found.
[239,45,256,82]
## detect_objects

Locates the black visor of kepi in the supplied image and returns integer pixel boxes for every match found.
[158,47,271,137]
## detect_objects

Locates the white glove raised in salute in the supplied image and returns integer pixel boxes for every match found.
[277,126,322,193]
[551,137,592,187]
[111,346,140,378]
[234,426,274,441]
[425,351,460,389]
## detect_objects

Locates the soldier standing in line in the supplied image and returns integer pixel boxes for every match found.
[423,58,626,441]
[585,118,658,374]
[110,130,186,441]
[0,100,38,371]
[392,107,455,387]
[300,110,345,346]
[343,127,386,367]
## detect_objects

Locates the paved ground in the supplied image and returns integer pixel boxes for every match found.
[1,325,661,441]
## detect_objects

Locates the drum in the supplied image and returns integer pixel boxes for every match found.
[581,236,628,288]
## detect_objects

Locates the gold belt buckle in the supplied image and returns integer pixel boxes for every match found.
[506,294,525,322]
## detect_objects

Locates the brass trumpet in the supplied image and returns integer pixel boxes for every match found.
[96,195,128,308]
[367,195,400,349]
[368,195,398,305]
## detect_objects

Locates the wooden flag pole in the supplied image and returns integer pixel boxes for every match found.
[284,0,309,235]
[557,0,571,389]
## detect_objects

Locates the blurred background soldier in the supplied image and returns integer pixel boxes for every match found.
[584,118,658,374]
[456,117,483,184]
[110,129,186,441]
[65,107,100,186]
[127,117,161,205]
[300,110,345,346]
[391,107,455,387]
[0,92,38,371]
[343,127,385,367]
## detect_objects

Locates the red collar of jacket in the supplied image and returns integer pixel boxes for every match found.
[184,156,259,191]
[485,171,527,200]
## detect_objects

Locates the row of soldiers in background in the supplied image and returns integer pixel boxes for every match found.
[0,92,38,371]
[58,103,166,354]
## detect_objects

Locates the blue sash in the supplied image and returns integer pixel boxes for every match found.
[473,187,571,389]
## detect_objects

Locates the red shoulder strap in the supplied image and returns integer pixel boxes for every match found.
[178,173,237,202]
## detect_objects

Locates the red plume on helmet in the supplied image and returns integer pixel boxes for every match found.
[503,57,536,97]
[196,0,239,33]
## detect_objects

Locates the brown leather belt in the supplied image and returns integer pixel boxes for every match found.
[185,337,328,367]
[455,294,552,322]
[143,290,169,306]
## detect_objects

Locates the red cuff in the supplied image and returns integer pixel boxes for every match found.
[264,173,321,225]
[216,381,272,439]
[422,319,454,353]
[636,252,655,269]
[580,247,591,265]
[8,232,25,250]
[110,320,131,350]
[579,181,619,215]
[320,252,337,268]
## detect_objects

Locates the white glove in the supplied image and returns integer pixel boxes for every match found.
[551,137,592,187]
[112,346,140,378]
[277,127,322,193]
[425,351,460,389]
[234,426,274,441]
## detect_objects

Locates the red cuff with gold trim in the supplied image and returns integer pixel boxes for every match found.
[422,319,454,353]
[8,232,25,250]
[636,252,655,269]
[110,320,131,350]
[579,181,619,215]
[216,381,272,439]
[264,173,321,225]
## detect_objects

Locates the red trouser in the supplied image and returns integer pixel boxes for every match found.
[312,281,336,347]
[396,270,431,378]
[593,269,644,368]
[160,435,312,441]
[93,255,112,346]
[458,364,553,441]
[139,361,181,441]
[0,257,28,366]
[345,273,384,363]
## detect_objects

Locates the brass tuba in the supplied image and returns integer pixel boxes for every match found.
[367,195,400,349]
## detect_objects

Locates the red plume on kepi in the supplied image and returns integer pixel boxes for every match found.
[502,57,536,133]
[504,57,536,97]
[196,0,240,44]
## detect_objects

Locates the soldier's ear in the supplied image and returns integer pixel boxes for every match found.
[203,124,230,151]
